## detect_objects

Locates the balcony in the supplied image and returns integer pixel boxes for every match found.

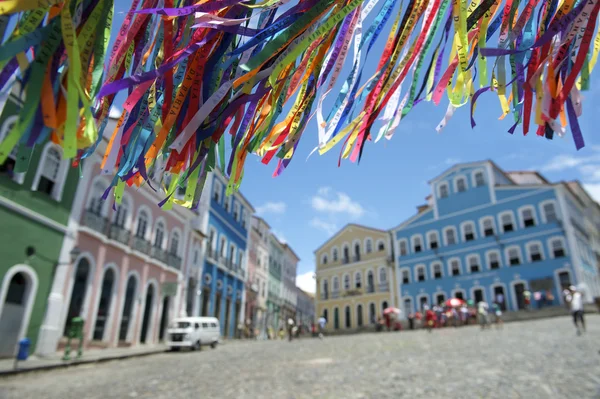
[366,285,375,294]
[342,257,350,265]
[321,292,328,300]
[132,235,151,255]
[83,210,107,234]
[206,248,218,262]
[108,223,130,246]
[331,291,340,299]
[167,252,182,270]
[378,283,389,292]
[352,255,361,263]
[343,288,363,297]
[150,246,168,264]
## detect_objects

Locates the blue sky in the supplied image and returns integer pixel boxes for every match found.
[110,2,600,293]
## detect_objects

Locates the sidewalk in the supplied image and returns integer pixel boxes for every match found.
[0,345,167,377]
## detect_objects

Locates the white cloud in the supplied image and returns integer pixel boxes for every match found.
[309,218,338,235]
[444,157,461,165]
[311,188,365,218]
[272,229,287,244]
[583,184,600,202]
[539,154,593,172]
[255,201,286,216]
[296,271,316,294]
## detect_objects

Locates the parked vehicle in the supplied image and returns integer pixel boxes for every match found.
[166,317,220,351]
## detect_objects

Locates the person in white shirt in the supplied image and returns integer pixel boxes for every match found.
[566,286,585,335]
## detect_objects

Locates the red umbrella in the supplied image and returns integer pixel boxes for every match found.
[445,298,465,308]
[383,307,401,316]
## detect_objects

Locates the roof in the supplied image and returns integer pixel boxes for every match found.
[428,159,518,185]
[251,215,271,229]
[313,223,389,254]
[505,170,550,185]
[283,243,301,262]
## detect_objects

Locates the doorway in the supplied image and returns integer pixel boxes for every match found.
[64,259,90,336]
[369,303,376,323]
[436,293,445,306]
[514,283,526,310]
[140,284,155,344]
[357,304,363,327]
[0,272,34,358]
[119,276,137,342]
[93,268,115,341]
[214,293,221,319]
[454,291,464,300]
[334,308,339,329]
[493,286,506,311]
[382,301,389,312]
[403,298,412,317]
[159,296,170,341]
[472,288,484,304]
[558,271,572,290]
[344,306,351,328]
[201,288,210,316]
[224,298,231,337]
[234,300,241,337]
[419,296,428,311]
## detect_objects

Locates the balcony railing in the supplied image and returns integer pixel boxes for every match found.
[150,246,168,264]
[342,257,350,264]
[167,252,182,270]
[331,291,340,299]
[378,283,389,292]
[321,292,328,300]
[366,285,375,294]
[352,255,361,263]
[108,223,130,246]
[83,210,107,234]
[343,288,363,297]
[132,235,151,255]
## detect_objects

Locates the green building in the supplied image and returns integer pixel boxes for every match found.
[0,85,81,357]
[266,233,284,333]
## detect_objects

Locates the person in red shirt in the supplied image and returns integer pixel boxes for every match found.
[425,307,436,333]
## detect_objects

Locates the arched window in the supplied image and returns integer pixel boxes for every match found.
[219,236,227,258]
[170,231,180,255]
[462,222,476,241]
[333,308,339,329]
[379,267,387,283]
[367,270,374,292]
[114,197,130,228]
[136,211,149,238]
[89,181,106,216]
[0,115,22,183]
[332,276,339,292]
[506,246,522,266]
[500,212,515,233]
[438,182,449,198]
[343,274,350,290]
[354,271,362,289]
[541,201,558,223]
[322,279,329,299]
[399,239,408,256]
[401,269,410,284]
[332,248,339,262]
[431,262,443,279]
[427,231,439,249]
[520,206,536,228]
[357,304,363,327]
[365,239,373,253]
[343,245,350,263]
[412,235,423,253]
[487,251,501,269]
[444,227,457,245]
[416,265,426,282]
[449,258,461,276]
[345,306,351,328]
[481,217,495,237]
[154,222,165,248]
[377,240,385,251]
[354,242,361,261]
[526,241,543,262]
[550,238,566,258]
[467,255,480,273]
[473,171,485,187]
[34,145,66,200]
[322,254,328,265]
[455,176,467,192]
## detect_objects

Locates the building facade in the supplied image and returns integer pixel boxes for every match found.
[281,244,299,324]
[0,85,82,357]
[315,224,395,332]
[393,161,600,317]
[197,170,254,338]
[267,233,284,331]
[247,216,270,336]
[295,288,315,330]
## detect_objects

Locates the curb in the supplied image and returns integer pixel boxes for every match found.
[0,349,167,377]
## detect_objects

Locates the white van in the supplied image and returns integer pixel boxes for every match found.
[166,317,220,351]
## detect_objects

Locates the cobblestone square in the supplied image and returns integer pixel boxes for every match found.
[1,316,600,399]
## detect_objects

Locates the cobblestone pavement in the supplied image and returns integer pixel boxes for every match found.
[1,316,600,399]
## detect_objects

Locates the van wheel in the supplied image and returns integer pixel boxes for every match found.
[210,341,217,349]
[170,347,180,352]
[192,340,201,351]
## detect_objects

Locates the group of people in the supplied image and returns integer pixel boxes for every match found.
[406,301,505,332]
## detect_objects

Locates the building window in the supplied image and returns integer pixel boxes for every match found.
[34,145,67,200]
[439,182,449,198]
[482,217,495,237]
[136,210,149,238]
[487,251,500,269]
[332,277,339,292]
[213,181,221,203]
[377,240,385,251]
[399,240,408,256]
[474,171,485,187]
[170,232,180,255]
[365,239,373,253]
[550,238,566,258]
[343,274,350,290]
[114,198,130,228]
[322,254,328,265]
[332,248,339,262]
[416,265,426,282]
[233,203,240,221]
[468,256,480,273]
[445,227,457,246]
[154,222,165,248]
[428,232,439,249]
[355,272,362,289]
[527,242,543,262]
[500,212,515,233]
[542,202,558,223]
[412,236,423,253]
[462,222,476,241]
[521,207,536,228]
[322,279,329,299]
[224,195,231,212]
[379,268,387,283]
[432,263,442,279]
[455,176,467,192]
[450,259,461,276]
[507,247,521,266]
[401,270,410,284]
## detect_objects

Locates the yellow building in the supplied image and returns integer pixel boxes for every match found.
[314,224,397,332]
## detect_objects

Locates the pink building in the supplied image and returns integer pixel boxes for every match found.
[36,115,206,353]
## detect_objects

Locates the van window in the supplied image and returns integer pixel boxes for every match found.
[210,322,217,328]
[176,322,191,328]
[202,322,209,328]
[195,323,200,330]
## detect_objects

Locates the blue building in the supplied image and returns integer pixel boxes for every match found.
[196,170,254,338]
[393,161,600,315]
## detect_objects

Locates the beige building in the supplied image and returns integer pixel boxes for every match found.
[314,224,396,332]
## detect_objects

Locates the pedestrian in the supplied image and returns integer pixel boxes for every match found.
[545,289,554,306]
[425,307,436,333]
[408,313,415,330]
[477,300,489,330]
[318,316,327,339]
[492,302,503,329]
[566,286,586,335]
[523,290,531,310]
[460,305,469,326]
[496,292,505,311]
[278,327,285,340]
[287,318,295,342]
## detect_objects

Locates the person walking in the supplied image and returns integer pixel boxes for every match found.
[318,316,327,339]
[492,302,503,329]
[287,318,295,342]
[477,300,489,330]
[566,286,585,335]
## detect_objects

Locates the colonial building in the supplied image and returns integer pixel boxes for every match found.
[196,170,254,338]
[35,113,205,355]
[314,224,395,332]
[0,84,82,357]
[295,288,315,330]
[246,216,270,335]
[281,244,299,324]
[393,161,600,316]
[267,233,284,331]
